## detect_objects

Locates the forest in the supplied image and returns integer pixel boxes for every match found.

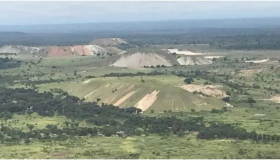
[0,57,21,69]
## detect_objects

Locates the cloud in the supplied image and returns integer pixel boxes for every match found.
[0,1,280,25]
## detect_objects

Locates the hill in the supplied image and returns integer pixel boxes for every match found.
[177,56,212,65]
[0,45,40,54]
[110,51,179,68]
[89,38,128,47]
[37,45,108,57]
[0,45,124,57]
[38,76,224,112]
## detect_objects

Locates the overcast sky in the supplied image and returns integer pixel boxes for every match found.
[1,1,280,25]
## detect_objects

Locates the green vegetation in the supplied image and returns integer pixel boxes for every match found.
[1,29,280,158]
[0,57,20,69]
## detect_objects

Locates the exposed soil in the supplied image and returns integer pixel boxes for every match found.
[179,84,228,99]
[111,52,176,68]
[134,90,160,111]
[204,56,224,59]
[245,59,269,63]
[260,95,280,103]
[166,49,206,55]
[240,68,263,76]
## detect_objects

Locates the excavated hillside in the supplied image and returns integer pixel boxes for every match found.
[0,45,124,57]
[0,45,40,54]
[89,38,128,47]
[177,56,212,65]
[37,45,108,57]
[110,51,179,68]
[38,76,224,112]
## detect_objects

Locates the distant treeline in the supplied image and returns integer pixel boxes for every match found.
[0,57,21,69]
[1,87,280,144]
[0,53,17,56]
[102,70,210,78]
[102,71,165,78]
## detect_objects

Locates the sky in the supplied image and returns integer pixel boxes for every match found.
[1,1,280,25]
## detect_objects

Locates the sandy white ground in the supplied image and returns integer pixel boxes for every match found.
[165,49,207,55]
[204,56,224,59]
[245,59,269,63]
[111,52,173,68]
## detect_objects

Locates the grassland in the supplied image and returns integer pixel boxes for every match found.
[1,47,280,158]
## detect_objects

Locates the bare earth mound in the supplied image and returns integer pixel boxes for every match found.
[89,38,128,47]
[179,84,228,99]
[0,45,40,54]
[177,56,212,65]
[0,45,123,57]
[134,90,160,112]
[111,51,179,68]
[38,45,108,57]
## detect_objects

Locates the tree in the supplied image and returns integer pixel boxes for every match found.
[247,97,256,104]
[24,138,31,144]
[184,78,194,84]
[96,98,101,102]
[26,124,34,131]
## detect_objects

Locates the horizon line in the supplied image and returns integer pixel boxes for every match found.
[1,16,280,26]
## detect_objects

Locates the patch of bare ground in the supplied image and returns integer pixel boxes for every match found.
[110,52,174,68]
[165,49,206,55]
[260,95,280,103]
[179,84,228,99]
[240,68,263,76]
[134,90,160,111]
[245,58,269,63]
